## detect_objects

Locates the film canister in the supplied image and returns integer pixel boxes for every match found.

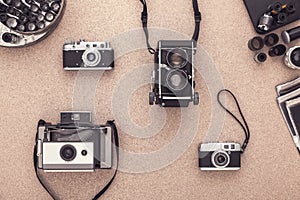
[248,36,264,51]
[268,44,287,57]
[254,53,267,63]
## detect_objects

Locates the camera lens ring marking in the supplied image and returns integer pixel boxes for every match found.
[211,150,230,168]
[60,144,77,161]
[166,48,188,68]
[82,48,102,67]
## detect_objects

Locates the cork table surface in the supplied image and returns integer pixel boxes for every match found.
[0,0,300,199]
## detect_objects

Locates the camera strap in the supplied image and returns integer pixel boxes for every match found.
[217,89,251,152]
[33,120,120,200]
[140,0,202,54]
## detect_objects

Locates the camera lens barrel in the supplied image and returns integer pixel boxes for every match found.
[166,70,188,91]
[282,26,300,44]
[60,144,77,161]
[285,46,300,69]
[268,44,287,57]
[264,33,279,47]
[277,13,287,24]
[248,36,264,51]
[211,151,230,168]
[270,2,282,14]
[167,48,188,68]
[254,52,267,63]
[286,3,296,14]
[258,14,273,32]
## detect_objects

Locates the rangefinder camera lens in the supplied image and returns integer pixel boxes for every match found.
[60,145,77,161]
[212,151,230,168]
[82,49,102,67]
[284,46,300,69]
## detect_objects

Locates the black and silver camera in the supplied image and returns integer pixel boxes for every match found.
[199,143,241,171]
[36,111,113,172]
[140,0,201,107]
[149,40,199,107]
[63,40,114,70]
[198,89,251,171]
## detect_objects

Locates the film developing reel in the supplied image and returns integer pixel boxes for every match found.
[0,0,66,47]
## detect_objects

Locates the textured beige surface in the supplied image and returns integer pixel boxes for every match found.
[0,0,300,200]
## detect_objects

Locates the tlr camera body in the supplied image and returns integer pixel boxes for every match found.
[199,142,241,171]
[63,41,114,70]
[36,111,112,172]
[149,40,199,107]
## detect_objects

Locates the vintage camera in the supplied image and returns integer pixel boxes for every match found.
[199,143,241,170]
[63,40,114,70]
[36,111,113,172]
[0,0,66,47]
[149,40,199,107]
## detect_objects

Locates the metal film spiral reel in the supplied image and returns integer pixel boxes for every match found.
[0,0,66,47]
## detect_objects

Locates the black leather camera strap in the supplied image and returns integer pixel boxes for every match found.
[217,89,251,152]
[140,0,202,54]
[33,120,119,200]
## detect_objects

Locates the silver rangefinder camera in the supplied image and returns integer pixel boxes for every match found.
[199,142,241,171]
[36,111,113,172]
[63,40,114,70]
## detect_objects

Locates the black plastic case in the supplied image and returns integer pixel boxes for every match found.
[243,0,300,34]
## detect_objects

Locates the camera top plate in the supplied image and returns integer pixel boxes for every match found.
[243,0,300,34]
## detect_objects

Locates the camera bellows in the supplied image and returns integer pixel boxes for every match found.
[34,112,120,199]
